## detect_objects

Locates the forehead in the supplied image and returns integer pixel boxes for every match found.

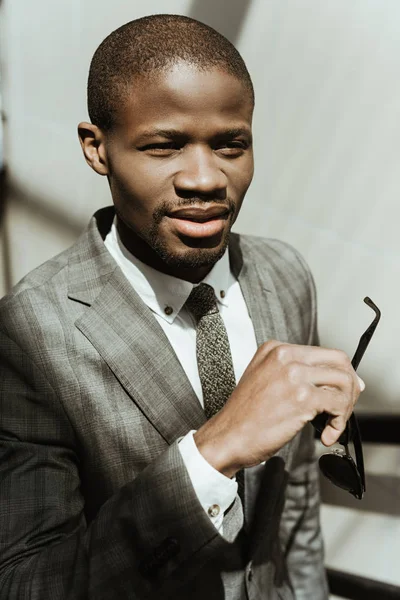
[112,63,254,135]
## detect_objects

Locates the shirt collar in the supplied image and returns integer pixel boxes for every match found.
[106,220,231,323]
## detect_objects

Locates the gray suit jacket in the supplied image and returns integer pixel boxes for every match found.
[0,207,328,600]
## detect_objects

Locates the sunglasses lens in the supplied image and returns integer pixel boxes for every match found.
[319,453,363,499]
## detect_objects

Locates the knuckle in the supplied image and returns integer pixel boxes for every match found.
[260,339,279,355]
[287,362,303,383]
[263,339,278,350]
[295,383,310,405]
[273,343,291,364]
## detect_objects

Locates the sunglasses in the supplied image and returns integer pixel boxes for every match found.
[312,297,381,500]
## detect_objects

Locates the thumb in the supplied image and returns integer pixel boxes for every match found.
[320,415,346,446]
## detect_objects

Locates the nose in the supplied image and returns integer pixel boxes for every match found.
[173,146,228,198]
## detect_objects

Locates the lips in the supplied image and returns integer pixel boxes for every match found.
[167,204,230,238]
[168,205,230,222]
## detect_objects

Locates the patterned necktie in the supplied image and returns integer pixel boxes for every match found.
[186,283,245,505]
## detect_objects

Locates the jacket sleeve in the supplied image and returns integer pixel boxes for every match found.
[0,328,233,600]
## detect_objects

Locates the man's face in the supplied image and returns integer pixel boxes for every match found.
[102,63,254,281]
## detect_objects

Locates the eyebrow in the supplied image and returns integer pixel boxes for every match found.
[216,128,252,140]
[136,127,252,143]
[136,129,186,141]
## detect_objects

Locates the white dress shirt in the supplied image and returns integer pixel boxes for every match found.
[104,221,258,531]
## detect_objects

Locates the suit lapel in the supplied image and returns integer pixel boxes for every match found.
[68,208,206,445]
[229,234,293,536]
[229,233,289,348]
[230,235,292,467]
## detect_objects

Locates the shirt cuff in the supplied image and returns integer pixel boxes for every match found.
[178,430,237,531]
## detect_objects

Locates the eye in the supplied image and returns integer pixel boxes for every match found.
[138,142,182,155]
[215,140,249,157]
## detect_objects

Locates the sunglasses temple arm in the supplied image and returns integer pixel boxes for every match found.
[350,412,366,492]
[351,317,380,371]
[345,305,381,447]
[342,327,375,447]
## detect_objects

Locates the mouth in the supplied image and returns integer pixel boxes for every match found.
[168,205,230,221]
[166,205,231,238]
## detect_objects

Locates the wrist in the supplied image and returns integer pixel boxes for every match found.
[193,423,241,479]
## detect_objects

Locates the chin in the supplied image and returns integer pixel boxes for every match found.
[155,234,230,270]
[163,245,227,269]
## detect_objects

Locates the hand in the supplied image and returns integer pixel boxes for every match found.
[194,340,364,478]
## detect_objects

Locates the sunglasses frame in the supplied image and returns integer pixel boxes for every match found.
[314,297,381,499]
[319,417,364,499]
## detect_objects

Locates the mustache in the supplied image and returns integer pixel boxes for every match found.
[153,197,236,224]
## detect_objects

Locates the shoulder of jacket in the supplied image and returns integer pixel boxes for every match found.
[234,233,311,274]
[1,249,70,302]
[0,242,78,338]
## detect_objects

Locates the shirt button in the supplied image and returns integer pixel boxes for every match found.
[207,504,220,517]
[220,290,225,299]
[164,306,173,316]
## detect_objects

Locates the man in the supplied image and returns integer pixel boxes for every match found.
[0,14,363,600]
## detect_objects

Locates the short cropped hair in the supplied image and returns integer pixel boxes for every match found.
[87,14,254,131]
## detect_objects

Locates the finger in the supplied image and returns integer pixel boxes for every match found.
[286,344,353,370]
[274,345,365,395]
[320,414,347,446]
[357,375,366,391]
[311,384,352,432]
[288,366,358,415]
[307,366,355,391]
[309,366,363,417]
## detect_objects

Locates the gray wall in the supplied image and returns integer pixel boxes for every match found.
[1,1,399,594]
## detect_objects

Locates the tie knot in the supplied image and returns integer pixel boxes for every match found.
[186,283,218,321]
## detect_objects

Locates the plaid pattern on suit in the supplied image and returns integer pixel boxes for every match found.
[0,206,328,599]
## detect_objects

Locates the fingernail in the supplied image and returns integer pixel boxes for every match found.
[357,375,365,391]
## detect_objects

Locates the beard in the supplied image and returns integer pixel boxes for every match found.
[145,197,236,269]
[147,225,232,269]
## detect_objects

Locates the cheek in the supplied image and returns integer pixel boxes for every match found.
[230,160,254,197]
[110,163,163,216]
[244,152,255,183]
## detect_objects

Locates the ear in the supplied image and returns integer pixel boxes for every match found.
[77,122,109,176]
